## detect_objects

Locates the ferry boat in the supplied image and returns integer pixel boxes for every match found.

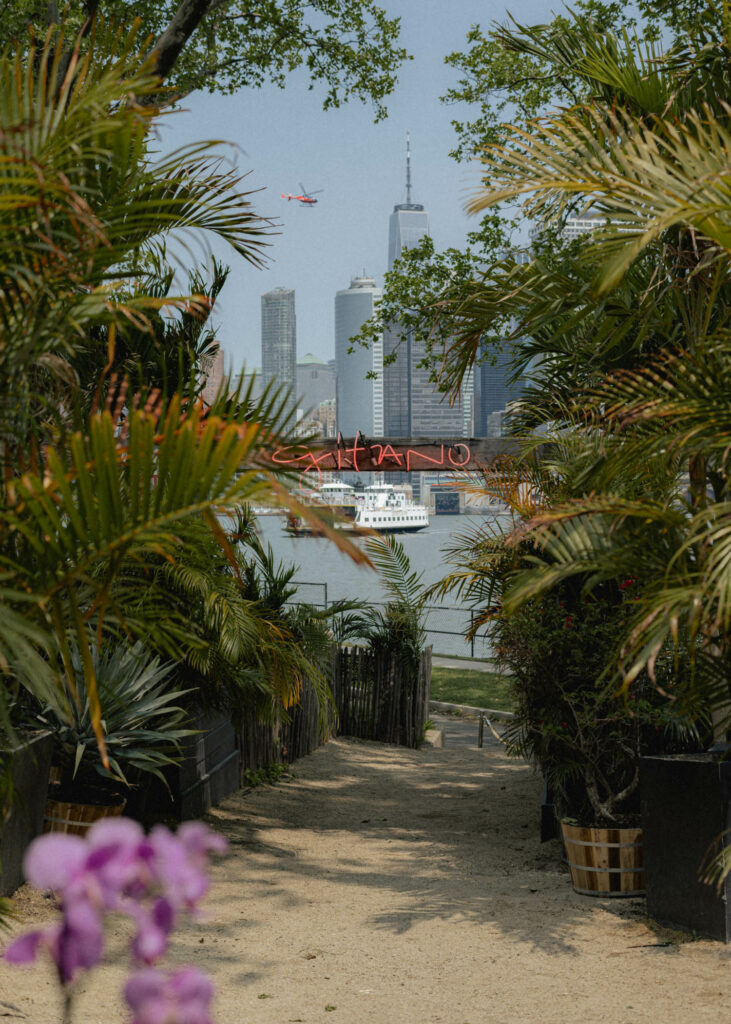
[283,481,359,535]
[283,481,429,534]
[309,481,359,520]
[353,483,429,533]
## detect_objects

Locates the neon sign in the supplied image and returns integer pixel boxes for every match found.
[267,431,474,485]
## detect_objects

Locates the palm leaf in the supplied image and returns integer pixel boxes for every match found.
[468,103,731,292]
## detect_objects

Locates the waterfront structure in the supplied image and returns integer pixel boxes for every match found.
[335,275,383,436]
[261,286,296,424]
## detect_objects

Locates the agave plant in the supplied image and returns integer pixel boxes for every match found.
[35,642,194,791]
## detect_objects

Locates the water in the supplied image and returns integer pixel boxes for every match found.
[256,513,505,657]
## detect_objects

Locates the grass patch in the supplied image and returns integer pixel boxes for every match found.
[430,666,514,711]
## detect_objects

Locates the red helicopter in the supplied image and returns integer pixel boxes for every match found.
[281,184,323,206]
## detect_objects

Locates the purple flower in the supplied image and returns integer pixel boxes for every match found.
[54,897,104,983]
[148,827,212,911]
[85,818,152,905]
[4,897,104,985]
[5,818,227,1000]
[130,898,176,965]
[23,834,87,892]
[177,822,229,860]
[4,929,49,966]
[124,967,214,1024]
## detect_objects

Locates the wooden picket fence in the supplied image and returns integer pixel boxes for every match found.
[331,645,432,748]
[237,644,432,782]
[237,678,327,781]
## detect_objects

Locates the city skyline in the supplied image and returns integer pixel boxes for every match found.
[160,0,559,374]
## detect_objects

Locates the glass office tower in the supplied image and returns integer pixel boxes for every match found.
[261,286,296,425]
[383,136,467,439]
[383,135,429,437]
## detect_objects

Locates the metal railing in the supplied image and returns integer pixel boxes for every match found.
[287,581,492,659]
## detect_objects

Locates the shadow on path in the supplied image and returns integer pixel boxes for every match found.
[203,738,647,960]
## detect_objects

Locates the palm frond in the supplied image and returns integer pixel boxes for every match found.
[365,534,424,607]
[468,103,731,292]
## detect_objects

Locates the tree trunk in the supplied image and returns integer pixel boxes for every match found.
[150,0,215,83]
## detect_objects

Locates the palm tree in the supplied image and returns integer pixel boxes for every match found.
[432,10,731,741]
[0,23,368,764]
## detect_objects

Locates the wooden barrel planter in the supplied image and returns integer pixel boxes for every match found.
[561,821,645,897]
[44,785,126,837]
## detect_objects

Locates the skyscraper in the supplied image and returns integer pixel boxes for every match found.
[475,341,523,436]
[296,353,336,415]
[382,134,428,437]
[383,135,467,439]
[261,286,296,424]
[335,275,383,436]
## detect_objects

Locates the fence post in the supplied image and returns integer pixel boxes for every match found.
[324,582,328,611]
[470,610,475,659]
[478,712,484,748]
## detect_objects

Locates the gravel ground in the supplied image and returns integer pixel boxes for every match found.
[1,736,729,1023]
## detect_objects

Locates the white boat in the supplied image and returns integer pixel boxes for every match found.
[309,481,359,520]
[282,480,429,534]
[353,483,429,533]
[283,481,358,535]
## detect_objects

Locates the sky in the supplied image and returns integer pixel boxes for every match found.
[160,0,560,376]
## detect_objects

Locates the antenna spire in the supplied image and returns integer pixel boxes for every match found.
[406,131,412,205]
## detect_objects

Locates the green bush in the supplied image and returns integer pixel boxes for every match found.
[499,580,705,825]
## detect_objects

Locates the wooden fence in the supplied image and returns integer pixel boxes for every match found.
[237,644,432,781]
[237,678,328,782]
[331,645,432,749]
[139,644,433,818]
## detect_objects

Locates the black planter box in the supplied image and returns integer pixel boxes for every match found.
[128,713,240,824]
[640,754,731,941]
[0,731,54,896]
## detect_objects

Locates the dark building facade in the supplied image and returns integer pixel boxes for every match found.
[475,341,523,437]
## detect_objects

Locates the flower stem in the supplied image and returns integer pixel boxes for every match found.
[62,989,73,1024]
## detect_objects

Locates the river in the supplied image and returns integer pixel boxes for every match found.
[256,513,504,657]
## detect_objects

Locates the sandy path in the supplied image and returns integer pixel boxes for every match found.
[1,735,730,1023]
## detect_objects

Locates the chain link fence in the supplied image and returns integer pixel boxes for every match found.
[287,581,493,659]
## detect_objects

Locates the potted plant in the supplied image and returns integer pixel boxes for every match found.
[497,580,705,896]
[33,641,194,835]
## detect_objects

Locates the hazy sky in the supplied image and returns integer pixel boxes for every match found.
[160,0,560,375]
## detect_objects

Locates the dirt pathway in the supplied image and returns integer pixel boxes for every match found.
[1,737,730,1023]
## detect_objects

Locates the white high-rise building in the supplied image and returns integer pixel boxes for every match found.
[335,276,383,436]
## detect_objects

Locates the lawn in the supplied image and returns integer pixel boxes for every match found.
[429,666,514,711]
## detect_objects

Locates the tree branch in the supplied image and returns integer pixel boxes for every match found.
[151,0,219,83]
